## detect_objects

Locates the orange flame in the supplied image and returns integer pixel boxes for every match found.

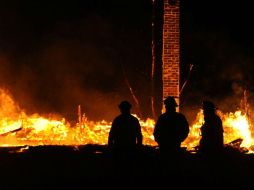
[0,88,253,153]
[182,110,254,152]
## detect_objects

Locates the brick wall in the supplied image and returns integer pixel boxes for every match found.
[162,0,180,112]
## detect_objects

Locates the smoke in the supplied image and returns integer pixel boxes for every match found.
[180,2,253,124]
[0,0,154,122]
[1,0,253,124]
[181,28,254,124]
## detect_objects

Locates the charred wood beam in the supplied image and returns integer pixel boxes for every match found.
[0,127,22,137]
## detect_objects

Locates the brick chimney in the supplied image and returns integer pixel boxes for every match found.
[162,0,180,112]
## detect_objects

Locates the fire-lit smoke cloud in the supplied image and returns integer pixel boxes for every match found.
[0,0,254,124]
[181,0,254,122]
[0,0,154,122]
[181,28,254,123]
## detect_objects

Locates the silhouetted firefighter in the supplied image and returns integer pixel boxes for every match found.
[198,100,224,156]
[153,96,189,156]
[108,100,143,156]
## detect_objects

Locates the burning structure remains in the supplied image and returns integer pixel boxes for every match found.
[0,0,253,156]
[0,88,253,153]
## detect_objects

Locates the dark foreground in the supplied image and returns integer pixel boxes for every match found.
[0,145,253,190]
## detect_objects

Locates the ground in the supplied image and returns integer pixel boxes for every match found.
[0,145,253,190]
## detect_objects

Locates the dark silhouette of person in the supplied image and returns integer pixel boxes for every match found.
[153,96,189,155]
[198,100,224,156]
[108,101,143,176]
[108,100,143,153]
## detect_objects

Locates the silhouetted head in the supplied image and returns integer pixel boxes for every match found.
[202,100,217,114]
[164,96,178,112]
[118,100,132,114]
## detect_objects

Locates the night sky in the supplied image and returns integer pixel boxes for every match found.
[0,0,253,123]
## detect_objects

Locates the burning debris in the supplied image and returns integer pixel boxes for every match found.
[224,138,249,153]
[0,87,253,154]
[0,126,22,136]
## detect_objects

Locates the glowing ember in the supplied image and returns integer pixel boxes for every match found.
[0,88,253,153]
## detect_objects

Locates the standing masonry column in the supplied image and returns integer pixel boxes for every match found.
[162,0,180,112]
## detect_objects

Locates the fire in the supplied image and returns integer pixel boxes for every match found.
[0,88,253,153]
[182,110,254,152]
[220,111,253,149]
